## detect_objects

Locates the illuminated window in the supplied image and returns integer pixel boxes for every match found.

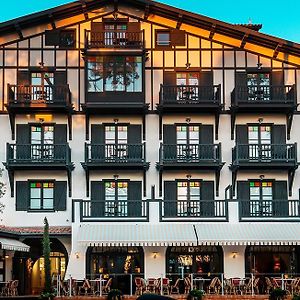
[247,73,270,101]
[30,181,54,210]
[105,181,128,216]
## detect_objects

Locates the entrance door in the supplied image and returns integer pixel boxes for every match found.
[30,125,54,160]
[105,125,128,160]
[249,181,273,216]
[31,72,54,101]
[176,125,200,161]
[248,125,271,160]
[176,73,199,101]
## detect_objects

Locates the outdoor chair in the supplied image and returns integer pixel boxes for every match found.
[102,278,112,295]
[207,277,221,294]
[184,276,192,294]
[161,278,170,295]
[170,278,180,294]
[224,278,234,295]
[265,277,274,294]
[243,277,254,294]
[146,278,156,293]
[78,279,92,295]
[10,280,19,296]
[2,280,12,296]
[155,278,161,294]
[135,277,145,295]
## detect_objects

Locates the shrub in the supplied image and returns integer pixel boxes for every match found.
[108,289,123,300]
[188,289,205,300]
[269,288,287,300]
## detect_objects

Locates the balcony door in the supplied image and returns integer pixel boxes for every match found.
[104,23,127,46]
[248,125,271,160]
[247,73,270,101]
[31,72,54,101]
[176,73,199,101]
[31,125,54,160]
[105,125,128,160]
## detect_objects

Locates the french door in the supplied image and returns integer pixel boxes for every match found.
[248,125,271,160]
[249,181,273,216]
[104,23,127,46]
[31,72,54,101]
[176,125,200,161]
[105,125,128,160]
[247,73,270,101]
[30,125,54,160]
[176,73,199,101]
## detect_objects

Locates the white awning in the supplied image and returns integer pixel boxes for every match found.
[77,224,197,246]
[194,223,300,246]
[0,237,30,252]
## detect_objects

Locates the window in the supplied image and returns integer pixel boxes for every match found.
[87,56,142,93]
[105,181,128,216]
[156,30,171,46]
[104,23,127,46]
[248,125,271,160]
[59,29,76,48]
[177,181,201,216]
[30,182,54,210]
[249,181,273,216]
[247,73,270,101]
[105,125,128,160]
[31,72,54,101]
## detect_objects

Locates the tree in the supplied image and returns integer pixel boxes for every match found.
[0,169,6,213]
[42,217,51,294]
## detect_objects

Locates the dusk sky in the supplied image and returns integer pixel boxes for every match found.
[1,0,300,43]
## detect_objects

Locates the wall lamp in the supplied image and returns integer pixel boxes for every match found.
[232,251,238,259]
[152,252,158,259]
[185,62,191,70]
[75,252,80,259]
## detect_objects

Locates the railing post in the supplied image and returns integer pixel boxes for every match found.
[160,275,163,295]
[69,275,72,297]
[130,274,133,296]
[251,273,254,296]
[281,273,284,290]
[100,274,102,297]
[190,273,193,289]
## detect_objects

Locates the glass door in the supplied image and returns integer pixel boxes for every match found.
[104,23,127,46]
[31,125,54,160]
[247,73,270,101]
[31,72,54,102]
[176,73,199,101]
[105,125,128,160]
[249,181,273,216]
[248,125,271,160]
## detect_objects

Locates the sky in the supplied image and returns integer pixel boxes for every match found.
[1,0,300,43]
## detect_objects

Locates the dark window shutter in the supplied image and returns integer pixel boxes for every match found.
[91,22,104,46]
[199,71,214,100]
[235,72,248,101]
[128,181,142,217]
[16,181,28,211]
[127,22,141,44]
[272,125,286,160]
[45,30,60,46]
[237,181,250,217]
[91,181,105,217]
[16,124,30,160]
[164,181,177,217]
[163,72,176,86]
[128,125,142,161]
[54,181,67,211]
[236,125,249,160]
[54,71,67,103]
[271,70,284,100]
[91,124,105,160]
[163,125,176,160]
[54,124,67,161]
[17,71,30,86]
[201,181,214,217]
[200,125,214,159]
[273,181,288,217]
[170,29,186,46]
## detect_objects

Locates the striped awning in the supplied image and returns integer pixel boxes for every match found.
[194,223,300,246]
[77,224,197,246]
[0,237,30,252]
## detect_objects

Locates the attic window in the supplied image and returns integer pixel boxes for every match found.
[156,30,171,46]
[45,29,76,48]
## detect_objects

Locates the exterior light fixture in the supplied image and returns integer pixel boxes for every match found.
[232,251,238,259]
[257,63,262,70]
[186,174,192,180]
[4,255,9,259]
[258,117,263,124]
[113,174,119,180]
[186,117,191,124]
[113,12,118,20]
[260,174,265,180]
[75,252,80,259]
[152,252,158,259]
[185,62,191,70]
[114,118,119,124]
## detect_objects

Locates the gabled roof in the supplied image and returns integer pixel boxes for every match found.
[1,0,300,62]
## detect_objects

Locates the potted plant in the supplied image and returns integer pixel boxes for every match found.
[188,289,205,300]
[108,289,123,300]
[269,288,287,300]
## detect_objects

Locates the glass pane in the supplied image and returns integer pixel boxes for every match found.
[104,57,125,92]
[126,57,142,92]
[87,59,103,92]
[43,198,54,209]
[43,187,54,199]
[30,198,41,209]
[157,32,170,46]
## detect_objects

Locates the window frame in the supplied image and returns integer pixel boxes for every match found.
[155,29,171,48]
[28,180,55,211]
[59,29,76,49]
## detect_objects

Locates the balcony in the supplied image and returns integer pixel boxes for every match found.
[158,84,222,113]
[79,199,148,222]
[85,30,144,50]
[6,84,73,139]
[4,143,74,196]
[230,85,297,139]
[239,199,300,221]
[160,199,228,221]
[157,143,223,170]
[231,144,298,169]
[82,143,149,170]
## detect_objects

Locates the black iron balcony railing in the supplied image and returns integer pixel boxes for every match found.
[6,143,72,165]
[159,84,221,105]
[161,199,228,221]
[85,143,146,164]
[85,30,144,49]
[80,199,148,221]
[7,84,71,105]
[239,199,300,220]
[231,85,296,106]
[159,144,222,164]
[232,144,297,165]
